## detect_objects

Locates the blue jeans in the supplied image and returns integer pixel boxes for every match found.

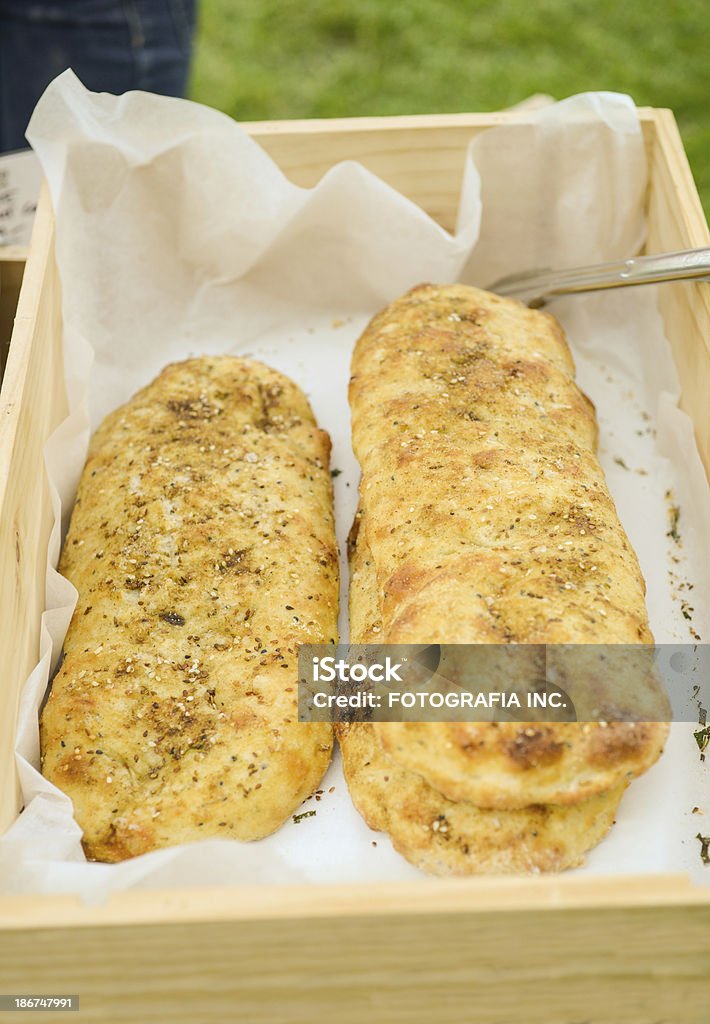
[0,0,197,153]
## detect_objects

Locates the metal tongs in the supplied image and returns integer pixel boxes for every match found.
[488,246,710,307]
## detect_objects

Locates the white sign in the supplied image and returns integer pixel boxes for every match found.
[0,149,42,247]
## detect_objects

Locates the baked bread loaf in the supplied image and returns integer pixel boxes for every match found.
[342,283,668,873]
[41,356,338,861]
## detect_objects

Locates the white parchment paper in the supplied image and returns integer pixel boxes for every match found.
[1,71,709,896]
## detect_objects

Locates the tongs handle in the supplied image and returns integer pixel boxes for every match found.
[490,247,710,307]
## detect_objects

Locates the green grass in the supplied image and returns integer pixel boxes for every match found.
[191,0,710,216]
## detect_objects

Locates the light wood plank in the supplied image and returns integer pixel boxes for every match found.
[645,109,710,474]
[1,872,707,930]
[245,108,659,233]
[0,187,67,834]
[2,895,709,1024]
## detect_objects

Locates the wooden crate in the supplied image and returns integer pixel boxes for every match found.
[0,108,709,1024]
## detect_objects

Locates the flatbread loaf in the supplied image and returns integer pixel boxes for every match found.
[344,284,667,858]
[41,356,338,861]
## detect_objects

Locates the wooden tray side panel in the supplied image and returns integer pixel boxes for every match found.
[246,111,658,235]
[248,115,493,232]
[1,902,709,1024]
[0,192,66,833]
[645,109,710,474]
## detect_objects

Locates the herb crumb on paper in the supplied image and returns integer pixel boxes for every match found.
[665,489,702,641]
[666,491,681,544]
[293,810,316,824]
[694,727,710,755]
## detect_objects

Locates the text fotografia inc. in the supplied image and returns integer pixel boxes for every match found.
[311,688,569,711]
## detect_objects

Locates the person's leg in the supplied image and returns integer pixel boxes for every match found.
[130,0,197,97]
[0,1,197,153]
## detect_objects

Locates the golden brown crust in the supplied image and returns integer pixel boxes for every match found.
[40,356,338,861]
[337,722,624,876]
[348,283,667,815]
